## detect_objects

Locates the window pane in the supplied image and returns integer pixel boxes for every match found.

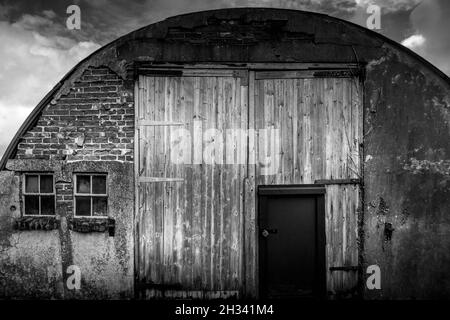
[25,195,39,215]
[75,196,91,216]
[41,196,55,215]
[25,175,39,193]
[76,176,90,194]
[92,176,106,194]
[40,175,53,193]
[93,197,107,216]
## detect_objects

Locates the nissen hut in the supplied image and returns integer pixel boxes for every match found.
[0,8,449,299]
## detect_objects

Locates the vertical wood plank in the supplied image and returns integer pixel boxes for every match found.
[244,71,257,298]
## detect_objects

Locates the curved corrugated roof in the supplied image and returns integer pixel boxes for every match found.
[1,7,449,170]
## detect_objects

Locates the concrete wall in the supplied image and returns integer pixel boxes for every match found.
[0,170,64,298]
[363,47,450,299]
[0,160,134,299]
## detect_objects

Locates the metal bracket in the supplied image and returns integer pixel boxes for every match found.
[315,179,361,185]
[329,266,359,272]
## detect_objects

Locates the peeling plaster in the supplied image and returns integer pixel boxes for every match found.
[403,158,450,176]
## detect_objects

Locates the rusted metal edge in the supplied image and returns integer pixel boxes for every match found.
[329,266,359,272]
[255,68,360,80]
[315,178,361,185]
[134,68,183,77]
[258,184,326,195]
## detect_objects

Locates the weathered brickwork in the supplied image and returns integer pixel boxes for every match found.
[55,181,73,215]
[16,66,134,162]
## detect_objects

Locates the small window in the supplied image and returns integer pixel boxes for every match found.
[74,174,108,217]
[23,174,55,215]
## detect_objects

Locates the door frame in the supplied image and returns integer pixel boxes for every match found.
[257,184,327,299]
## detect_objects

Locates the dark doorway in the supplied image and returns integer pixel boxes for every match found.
[258,185,326,299]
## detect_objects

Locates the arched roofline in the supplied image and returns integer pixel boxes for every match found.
[1,7,449,170]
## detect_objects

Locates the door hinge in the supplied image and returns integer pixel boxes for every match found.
[329,266,359,272]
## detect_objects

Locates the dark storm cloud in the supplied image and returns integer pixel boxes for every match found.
[407,0,450,74]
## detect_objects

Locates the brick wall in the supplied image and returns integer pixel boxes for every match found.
[16,66,134,162]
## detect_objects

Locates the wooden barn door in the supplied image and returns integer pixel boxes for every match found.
[251,70,363,298]
[134,70,248,298]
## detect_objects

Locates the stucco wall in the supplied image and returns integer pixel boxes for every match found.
[363,46,450,299]
[0,170,65,298]
[0,161,134,299]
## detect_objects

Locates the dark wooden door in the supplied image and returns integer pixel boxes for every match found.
[258,186,326,299]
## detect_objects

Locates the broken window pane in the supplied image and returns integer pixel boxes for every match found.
[41,196,55,215]
[25,195,39,215]
[77,176,90,194]
[40,175,53,193]
[76,197,91,216]
[93,197,107,216]
[25,175,39,193]
[92,176,106,194]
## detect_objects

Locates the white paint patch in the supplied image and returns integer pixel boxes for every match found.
[403,158,450,175]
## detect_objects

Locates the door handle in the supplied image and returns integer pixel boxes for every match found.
[261,228,278,237]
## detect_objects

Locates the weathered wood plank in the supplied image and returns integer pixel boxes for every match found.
[244,70,257,297]
[139,177,184,183]
[137,120,185,126]
[190,77,202,290]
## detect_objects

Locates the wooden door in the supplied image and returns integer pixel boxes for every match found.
[250,71,363,298]
[134,70,248,298]
[134,68,363,299]
[258,186,326,299]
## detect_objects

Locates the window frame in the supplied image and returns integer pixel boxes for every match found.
[22,173,56,217]
[73,173,109,218]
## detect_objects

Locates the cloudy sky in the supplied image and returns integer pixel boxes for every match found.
[0,0,449,159]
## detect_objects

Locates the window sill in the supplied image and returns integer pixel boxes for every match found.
[14,216,59,231]
[68,217,115,236]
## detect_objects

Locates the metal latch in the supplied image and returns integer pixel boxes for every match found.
[261,229,278,237]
